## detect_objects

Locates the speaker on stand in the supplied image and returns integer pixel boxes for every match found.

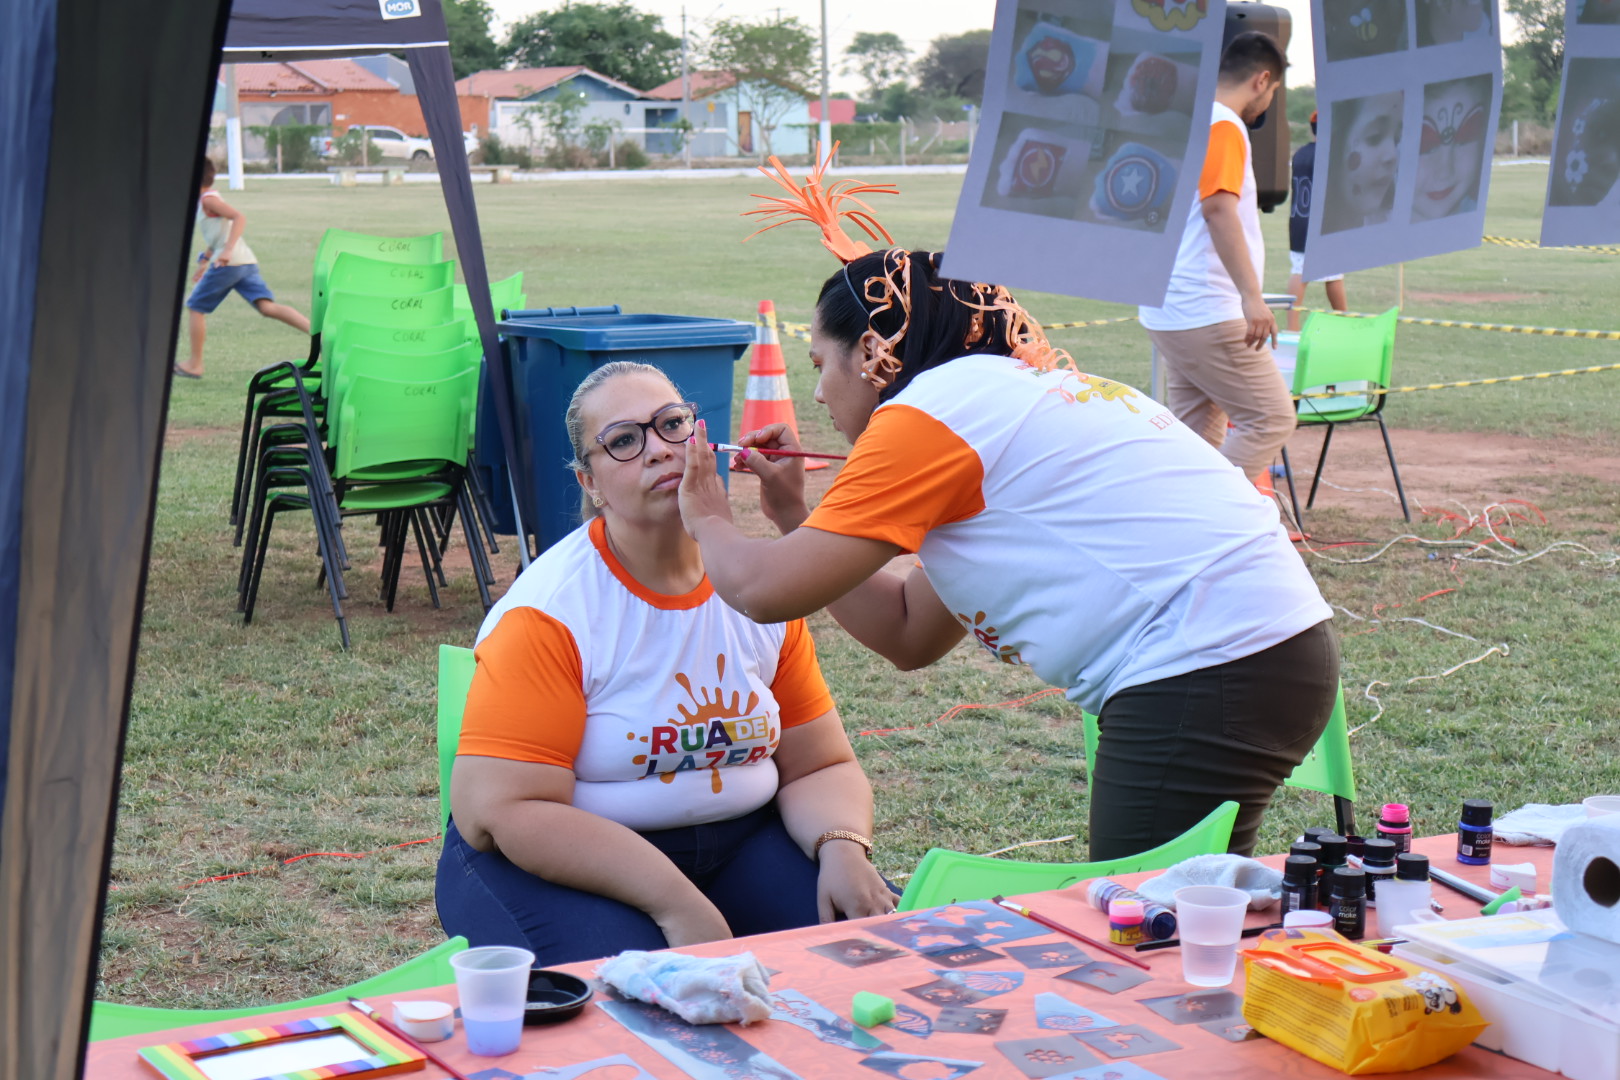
[1225,3,1293,212]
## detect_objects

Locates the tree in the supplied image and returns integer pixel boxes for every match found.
[1501,0,1564,123]
[503,2,681,92]
[915,29,992,102]
[703,16,816,158]
[843,31,910,103]
[443,0,500,79]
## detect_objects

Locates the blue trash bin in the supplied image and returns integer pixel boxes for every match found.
[475,306,756,552]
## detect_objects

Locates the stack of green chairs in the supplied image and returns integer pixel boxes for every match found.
[898,689,1356,911]
[230,228,525,647]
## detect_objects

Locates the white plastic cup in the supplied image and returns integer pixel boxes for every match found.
[1584,795,1620,818]
[1174,885,1251,987]
[450,946,535,1056]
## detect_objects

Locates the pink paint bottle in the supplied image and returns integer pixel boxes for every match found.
[1376,803,1412,855]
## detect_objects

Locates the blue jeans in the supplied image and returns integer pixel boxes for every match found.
[436,802,826,966]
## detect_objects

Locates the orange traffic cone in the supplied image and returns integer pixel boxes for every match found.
[734,300,827,470]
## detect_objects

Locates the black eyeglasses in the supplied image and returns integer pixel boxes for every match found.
[593,402,700,462]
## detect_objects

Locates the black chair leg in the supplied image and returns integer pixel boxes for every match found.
[465,458,502,555]
[1307,423,1336,509]
[458,486,494,611]
[231,393,261,528]
[411,508,443,610]
[1279,446,1304,532]
[383,511,410,612]
[244,500,280,626]
[1334,796,1357,839]
[1376,414,1412,522]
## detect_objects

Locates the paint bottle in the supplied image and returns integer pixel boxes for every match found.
[1360,838,1398,907]
[1314,834,1348,903]
[1302,826,1336,846]
[1108,899,1145,946]
[1086,879,1177,940]
[1329,867,1368,939]
[1375,854,1436,937]
[1377,803,1413,854]
[1280,855,1319,916]
[1457,799,1494,865]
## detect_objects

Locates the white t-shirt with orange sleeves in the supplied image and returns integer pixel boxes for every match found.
[1138,102,1262,331]
[801,354,1331,715]
[460,516,835,833]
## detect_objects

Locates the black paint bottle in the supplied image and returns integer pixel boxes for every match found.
[1329,867,1368,939]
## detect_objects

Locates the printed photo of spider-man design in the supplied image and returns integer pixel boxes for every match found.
[1322,0,1410,62]
[1409,73,1494,222]
[1549,60,1620,208]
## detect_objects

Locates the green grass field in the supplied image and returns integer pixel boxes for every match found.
[103,163,1620,1008]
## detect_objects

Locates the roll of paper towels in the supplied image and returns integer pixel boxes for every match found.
[1552,813,1620,945]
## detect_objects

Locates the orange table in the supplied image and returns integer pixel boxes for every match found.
[86,835,1556,1079]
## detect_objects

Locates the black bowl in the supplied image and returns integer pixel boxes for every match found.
[523,968,592,1024]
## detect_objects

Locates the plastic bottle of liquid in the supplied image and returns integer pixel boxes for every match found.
[1457,799,1494,865]
[1375,854,1435,937]
[1108,898,1145,945]
[1377,803,1413,854]
[1360,838,1398,907]
[1329,867,1368,939]
[1280,855,1319,915]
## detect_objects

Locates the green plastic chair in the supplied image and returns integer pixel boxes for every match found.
[438,644,477,828]
[1082,682,1357,835]
[1279,307,1410,524]
[898,800,1240,911]
[309,228,446,332]
[320,254,457,334]
[88,935,468,1041]
[327,342,481,438]
[318,286,461,374]
[453,272,527,326]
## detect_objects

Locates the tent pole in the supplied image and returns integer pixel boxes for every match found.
[224,63,244,190]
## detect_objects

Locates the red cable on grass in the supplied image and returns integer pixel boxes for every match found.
[853,687,1068,738]
[183,836,440,889]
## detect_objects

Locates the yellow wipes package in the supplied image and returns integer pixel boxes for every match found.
[1241,928,1487,1074]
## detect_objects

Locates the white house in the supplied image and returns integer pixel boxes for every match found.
[642,71,812,158]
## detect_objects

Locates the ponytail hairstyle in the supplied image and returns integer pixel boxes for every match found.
[815,249,1075,401]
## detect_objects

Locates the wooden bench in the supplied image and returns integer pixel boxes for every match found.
[466,164,517,183]
[326,165,407,187]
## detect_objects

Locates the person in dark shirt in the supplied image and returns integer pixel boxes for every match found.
[1285,112,1349,332]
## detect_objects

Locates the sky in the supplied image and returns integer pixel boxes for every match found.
[483,0,1326,90]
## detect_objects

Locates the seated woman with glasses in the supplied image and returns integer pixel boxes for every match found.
[436,360,896,964]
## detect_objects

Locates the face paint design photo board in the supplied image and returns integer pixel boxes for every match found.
[1541,4,1620,246]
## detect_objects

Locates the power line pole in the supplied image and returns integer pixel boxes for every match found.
[681,6,692,168]
[224,63,245,190]
[818,0,831,165]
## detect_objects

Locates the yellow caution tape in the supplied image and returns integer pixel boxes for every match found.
[1295,362,1620,399]
[1483,234,1620,254]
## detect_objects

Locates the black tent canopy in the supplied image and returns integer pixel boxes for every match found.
[0,1,532,1076]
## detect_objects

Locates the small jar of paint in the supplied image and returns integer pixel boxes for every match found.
[1314,834,1348,902]
[1281,855,1319,915]
[1377,803,1413,854]
[1108,898,1145,946]
[1457,799,1494,865]
[1329,867,1368,939]
[1360,838,1398,907]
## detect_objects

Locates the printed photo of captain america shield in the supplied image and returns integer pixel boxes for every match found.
[1540,0,1620,247]
[1302,0,1502,280]
[943,0,1228,305]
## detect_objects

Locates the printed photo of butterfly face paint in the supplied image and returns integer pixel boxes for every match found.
[1014,21,1110,99]
[1410,73,1493,222]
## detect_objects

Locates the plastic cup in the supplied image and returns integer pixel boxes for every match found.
[450,946,535,1056]
[1584,795,1620,818]
[1174,885,1251,987]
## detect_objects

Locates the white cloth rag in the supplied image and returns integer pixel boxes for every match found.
[1493,802,1589,846]
[1136,854,1283,911]
[596,950,774,1026]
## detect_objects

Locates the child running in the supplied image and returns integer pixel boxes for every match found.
[176,159,309,379]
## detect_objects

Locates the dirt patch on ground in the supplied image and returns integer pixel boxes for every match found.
[165,425,236,448]
[1281,424,1620,526]
[1405,291,1537,305]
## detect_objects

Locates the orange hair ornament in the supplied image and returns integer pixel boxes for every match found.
[743,142,898,263]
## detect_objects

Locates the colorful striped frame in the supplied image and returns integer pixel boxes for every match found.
[137,1011,424,1080]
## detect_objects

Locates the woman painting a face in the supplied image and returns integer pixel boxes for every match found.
[1412,76,1491,221]
[1323,91,1403,234]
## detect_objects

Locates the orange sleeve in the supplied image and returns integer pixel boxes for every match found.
[771,619,835,729]
[1199,120,1248,200]
[457,607,587,767]
[801,404,986,554]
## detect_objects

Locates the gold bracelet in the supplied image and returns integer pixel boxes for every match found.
[813,829,874,862]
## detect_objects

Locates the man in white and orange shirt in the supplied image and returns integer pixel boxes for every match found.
[1138,32,1291,490]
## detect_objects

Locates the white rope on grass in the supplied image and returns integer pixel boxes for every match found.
[1348,643,1512,737]
[980,834,1079,858]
